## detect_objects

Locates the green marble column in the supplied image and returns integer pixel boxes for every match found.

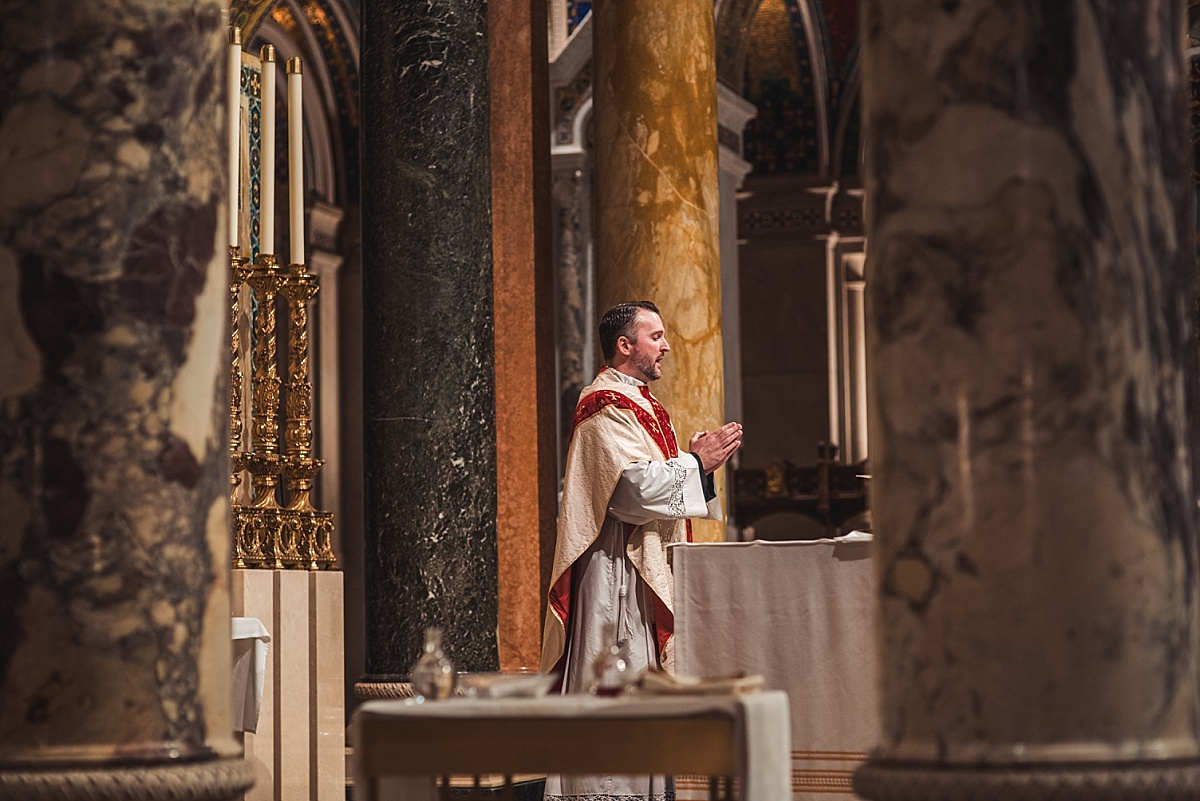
[358,0,499,686]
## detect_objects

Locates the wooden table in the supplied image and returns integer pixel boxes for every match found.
[351,692,791,801]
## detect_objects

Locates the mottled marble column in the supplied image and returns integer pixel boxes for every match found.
[0,1,251,798]
[856,2,1200,799]
[592,0,727,542]
[359,0,498,681]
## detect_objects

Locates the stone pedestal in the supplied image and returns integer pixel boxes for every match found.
[856,1,1200,799]
[231,569,344,801]
[359,0,499,678]
[592,0,727,542]
[0,0,251,797]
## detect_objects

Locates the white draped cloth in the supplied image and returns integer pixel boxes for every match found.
[545,369,720,801]
[672,539,879,801]
[231,616,271,733]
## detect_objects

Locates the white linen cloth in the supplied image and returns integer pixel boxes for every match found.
[352,692,791,801]
[232,615,271,733]
[671,538,878,801]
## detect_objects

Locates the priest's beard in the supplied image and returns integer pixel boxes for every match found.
[631,350,662,382]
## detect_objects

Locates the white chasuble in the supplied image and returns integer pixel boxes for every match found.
[543,368,720,801]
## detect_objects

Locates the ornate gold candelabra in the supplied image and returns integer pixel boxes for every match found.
[230,250,337,569]
[228,45,335,570]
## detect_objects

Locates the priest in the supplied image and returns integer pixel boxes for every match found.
[542,300,741,801]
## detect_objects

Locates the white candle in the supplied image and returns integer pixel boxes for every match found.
[287,57,304,266]
[260,45,276,256]
[227,27,241,250]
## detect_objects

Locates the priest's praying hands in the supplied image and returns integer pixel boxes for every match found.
[688,421,743,474]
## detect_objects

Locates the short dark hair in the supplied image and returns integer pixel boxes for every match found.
[599,301,660,362]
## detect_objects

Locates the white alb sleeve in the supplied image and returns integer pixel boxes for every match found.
[607,455,721,525]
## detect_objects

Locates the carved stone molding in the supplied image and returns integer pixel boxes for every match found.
[854,760,1200,801]
[738,185,863,238]
[0,759,255,801]
[741,205,827,235]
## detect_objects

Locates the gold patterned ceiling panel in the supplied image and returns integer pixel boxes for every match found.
[229,0,279,39]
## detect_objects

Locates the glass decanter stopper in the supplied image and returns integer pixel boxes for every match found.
[411,627,456,701]
[589,622,633,697]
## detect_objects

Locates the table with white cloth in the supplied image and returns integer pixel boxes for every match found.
[351,692,791,801]
[671,538,878,801]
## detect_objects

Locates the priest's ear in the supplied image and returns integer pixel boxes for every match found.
[616,334,636,357]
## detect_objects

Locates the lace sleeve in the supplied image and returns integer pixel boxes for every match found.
[608,455,710,525]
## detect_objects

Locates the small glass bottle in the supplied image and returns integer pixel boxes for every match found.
[411,627,456,701]
[589,622,634,697]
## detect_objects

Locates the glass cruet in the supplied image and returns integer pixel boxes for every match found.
[411,627,456,701]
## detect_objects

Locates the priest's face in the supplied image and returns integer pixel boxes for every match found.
[627,310,670,382]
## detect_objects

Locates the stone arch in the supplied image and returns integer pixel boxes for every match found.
[233,0,360,206]
[715,0,767,89]
[719,0,865,181]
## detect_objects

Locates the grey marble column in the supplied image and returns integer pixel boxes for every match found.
[856,2,1200,799]
[0,1,252,798]
[358,0,498,682]
[551,159,590,472]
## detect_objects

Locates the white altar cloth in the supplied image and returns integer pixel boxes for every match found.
[232,615,271,733]
[351,692,790,801]
[672,538,878,801]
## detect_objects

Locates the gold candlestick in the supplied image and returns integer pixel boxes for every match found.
[229,249,253,462]
[248,253,282,461]
[280,264,336,569]
[245,252,285,567]
[282,266,318,460]
[230,246,252,568]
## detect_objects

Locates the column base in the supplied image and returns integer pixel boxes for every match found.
[0,758,255,801]
[353,679,415,700]
[854,758,1200,801]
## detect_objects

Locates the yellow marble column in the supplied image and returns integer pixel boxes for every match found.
[593,0,726,542]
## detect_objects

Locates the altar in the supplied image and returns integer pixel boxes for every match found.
[351,692,791,801]
[671,538,878,801]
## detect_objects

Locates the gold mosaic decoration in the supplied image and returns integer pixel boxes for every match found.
[229,0,278,41]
